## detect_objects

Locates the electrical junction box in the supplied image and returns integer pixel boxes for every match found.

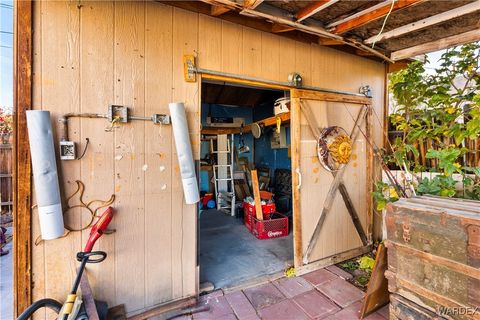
[60,140,76,160]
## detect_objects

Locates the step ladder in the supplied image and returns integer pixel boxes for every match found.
[211,134,235,216]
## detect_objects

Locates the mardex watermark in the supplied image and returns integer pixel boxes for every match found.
[437,306,480,316]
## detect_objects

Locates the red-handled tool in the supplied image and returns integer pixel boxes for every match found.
[84,207,114,253]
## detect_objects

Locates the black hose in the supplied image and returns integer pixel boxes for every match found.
[17,298,63,320]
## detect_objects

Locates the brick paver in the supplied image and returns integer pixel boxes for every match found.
[194,295,235,319]
[190,267,388,320]
[258,299,310,320]
[225,291,258,319]
[317,277,365,308]
[325,265,354,280]
[273,276,314,298]
[243,283,286,310]
[302,268,338,286]
[293,290,340,319]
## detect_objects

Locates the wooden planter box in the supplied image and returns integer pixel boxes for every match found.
[385,196,480,320]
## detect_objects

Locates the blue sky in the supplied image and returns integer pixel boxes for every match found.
[0,0,13,113]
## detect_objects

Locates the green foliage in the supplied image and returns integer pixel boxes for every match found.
[375,42,480,210]
[340,261,358,271]
[373,181,399,211]
[425,147,465,176]
[356,275,370,286]
[416,175,457,197]
[358,256,375,273]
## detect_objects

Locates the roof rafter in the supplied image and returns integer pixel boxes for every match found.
[365,0,480,44]
[211,4,231,16]
[244,0,264,9]
[271,23,296,33]
[196,0,394,62]
[295,0,340,22]
[330,0,425,34]
[391,29,480,61]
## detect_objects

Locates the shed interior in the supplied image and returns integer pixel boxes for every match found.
[199,82,294,289]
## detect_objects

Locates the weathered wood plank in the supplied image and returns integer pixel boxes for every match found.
[113,1,146,312]
[144,1,174,306]
[386,196,480,318]
[13,0,33,316]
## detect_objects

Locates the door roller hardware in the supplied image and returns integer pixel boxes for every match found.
[183,54,369,98]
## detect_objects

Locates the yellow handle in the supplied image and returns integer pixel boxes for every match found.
[276,117,281,134]
[62,294,77,315]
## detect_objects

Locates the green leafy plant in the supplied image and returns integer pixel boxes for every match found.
[375,42,480,209]
[358,256,375,273]
[340,260,358,271]
[373,181,399,210]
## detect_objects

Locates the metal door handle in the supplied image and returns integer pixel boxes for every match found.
[296,168,302,190]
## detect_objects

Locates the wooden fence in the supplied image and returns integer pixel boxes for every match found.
[388,131,480,169]
[0,144,13,212]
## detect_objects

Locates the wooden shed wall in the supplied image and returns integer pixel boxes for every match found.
[31,0,385,316]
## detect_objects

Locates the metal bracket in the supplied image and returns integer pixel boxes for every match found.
[184,55,196,83]
[108,105,128,123]
[288,73,303,88]
[359,85,372,98]
[153,114,170,125]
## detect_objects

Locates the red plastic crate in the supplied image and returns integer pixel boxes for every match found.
[243,201,275,217]
[243,201,276,231]
[251,213,289,240]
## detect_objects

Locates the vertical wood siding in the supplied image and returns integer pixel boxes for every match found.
[31,1,385,316]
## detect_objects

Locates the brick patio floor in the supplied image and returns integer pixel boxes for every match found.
[180,266,389,320]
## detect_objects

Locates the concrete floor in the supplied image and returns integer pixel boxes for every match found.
[0,227,13,320]
[200,210,293,289]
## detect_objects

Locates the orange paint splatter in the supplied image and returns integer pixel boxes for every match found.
[313,167,319,173]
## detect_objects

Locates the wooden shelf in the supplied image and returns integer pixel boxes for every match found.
[201,112,290,135]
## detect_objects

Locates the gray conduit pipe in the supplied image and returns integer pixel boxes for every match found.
[26,111,65,240]
[169,102,200,204]
[58,113,107,141]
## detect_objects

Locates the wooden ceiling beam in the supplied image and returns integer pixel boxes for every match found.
[364,1,480,44]
[295,0,340,22]
[211,4,231,16]
[330,0,425,34]
[318,37,344,46]
[271,23,296,33]
[171,0,394,63]
[391,29,480,61]
[244,0,264,9]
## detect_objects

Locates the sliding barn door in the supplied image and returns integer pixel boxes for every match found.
[290,89,373,269]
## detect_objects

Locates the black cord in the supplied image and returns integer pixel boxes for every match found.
[77,138,90,160]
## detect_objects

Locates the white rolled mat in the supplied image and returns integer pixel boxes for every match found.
[169,102,200,204]
[26,110,65,240]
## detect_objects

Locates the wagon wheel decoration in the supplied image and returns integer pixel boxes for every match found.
[317,126,353,172]
[300,101,353,172]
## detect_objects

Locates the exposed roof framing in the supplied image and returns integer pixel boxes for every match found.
[198,0,394,62]
[211,4,231,16]
[391,28,480,60]
[364,0,480,44]
[244,0,264,9]
[295,0,339,22]
[163,0,480,62]
[329,0,426,34]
